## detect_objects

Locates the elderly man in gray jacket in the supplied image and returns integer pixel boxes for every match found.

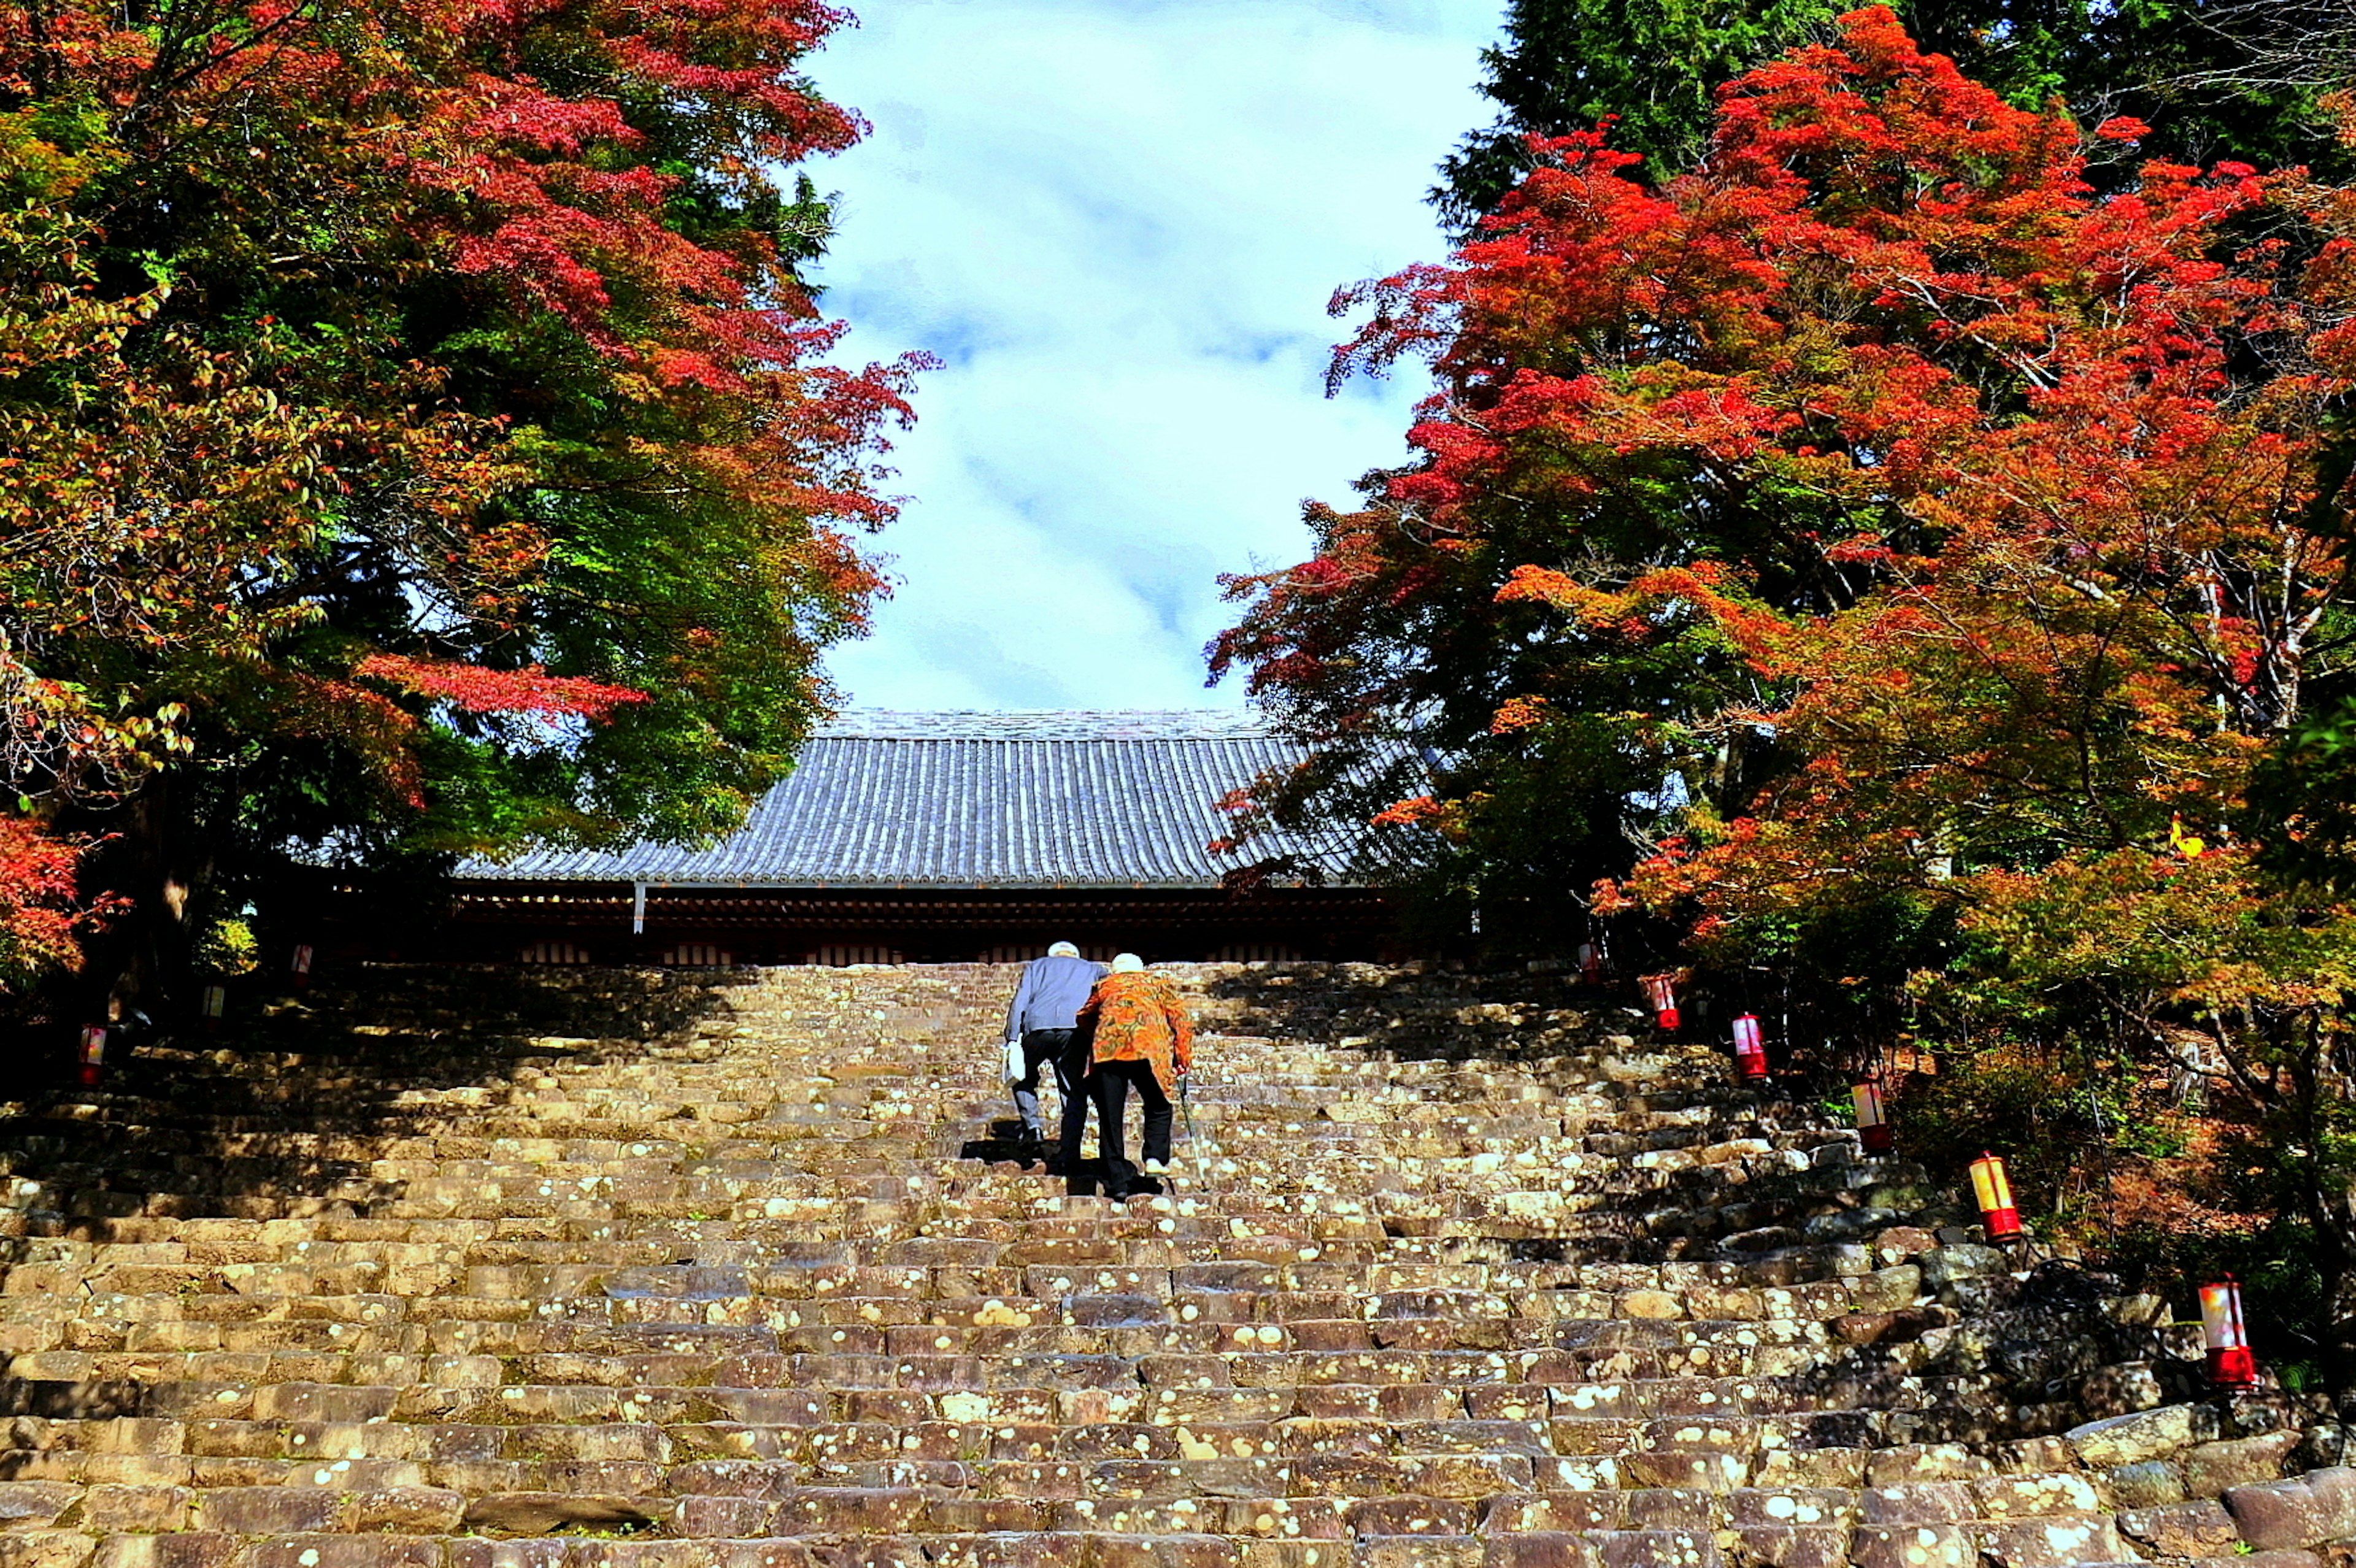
[1005,940,1106,1158]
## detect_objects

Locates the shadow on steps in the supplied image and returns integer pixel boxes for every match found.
[0,965,756,1262]
[959,1119,1171,1204]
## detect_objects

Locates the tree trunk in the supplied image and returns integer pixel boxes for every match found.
[2290,1043,2356,1401]
[75,771,208,1036]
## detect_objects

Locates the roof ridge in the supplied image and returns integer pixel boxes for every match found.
[817,709,1277,740]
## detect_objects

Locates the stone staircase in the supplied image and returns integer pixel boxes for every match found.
[0,961,2332,1568]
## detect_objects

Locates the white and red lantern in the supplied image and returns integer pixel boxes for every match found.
[1577,942,1603,985]
[77,1024,107,1087]
[2199,1277,2258,1388]
[1969,1152,2023,1241]
[1731,1014,1768,1079]
[1641,975,1680,1032]
[1852,1078,1893,1155]
[290,943,314,990]
[201,985,226,1032]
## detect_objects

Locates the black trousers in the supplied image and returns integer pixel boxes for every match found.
[1053,1032,1095,1161]
[1091,1059,1173,1182]
[1015,1028,1085,1142]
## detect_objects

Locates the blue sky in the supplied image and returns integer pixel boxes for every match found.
[808,0,1506,710]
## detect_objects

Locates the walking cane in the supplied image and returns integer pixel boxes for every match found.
[1178,1070,1212,1194]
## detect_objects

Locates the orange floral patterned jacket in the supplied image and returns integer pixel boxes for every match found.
[1074,970,1195,1094]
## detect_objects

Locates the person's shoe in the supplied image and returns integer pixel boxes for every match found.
[1141,1158,1172,1177]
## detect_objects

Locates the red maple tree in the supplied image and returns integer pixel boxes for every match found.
[1219,7,2356,1359]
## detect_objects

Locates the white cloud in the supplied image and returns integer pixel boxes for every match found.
[807,0,1503,709]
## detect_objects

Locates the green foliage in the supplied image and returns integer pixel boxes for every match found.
[192,912,258,978]
[0,0,926,1007]
[1435,0,2348,230]
[1900,1043,2128,1199]
[1436,0,1837,217]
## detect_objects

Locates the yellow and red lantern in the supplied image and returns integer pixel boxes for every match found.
[201,985,226,1032]
[1731,1014,1768,1079]
[2199,1277,2258,1388]
[1641,975,1679,1031]
[77,1024,107,1087]
[1969,1152,2022,1241]
[1852,1078,1892,1155]
[290,943,314,991]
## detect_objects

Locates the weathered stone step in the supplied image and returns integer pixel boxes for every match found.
[0,962,2281,1568]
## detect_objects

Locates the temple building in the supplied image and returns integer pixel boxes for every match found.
[441,710,1393,966]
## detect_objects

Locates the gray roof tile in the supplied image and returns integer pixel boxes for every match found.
[460,710,1365,888]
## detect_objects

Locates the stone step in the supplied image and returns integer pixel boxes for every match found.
[0,962,2282,1567]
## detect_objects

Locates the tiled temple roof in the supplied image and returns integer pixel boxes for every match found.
[459,710,1369,889]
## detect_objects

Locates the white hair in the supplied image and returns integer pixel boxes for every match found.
[1047,940,1080,958]
[1111,952,1145,973]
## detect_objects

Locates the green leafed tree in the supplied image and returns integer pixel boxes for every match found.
[1434,0,1839,221]
[0,0,925,1026]
[1434,0,2346,231]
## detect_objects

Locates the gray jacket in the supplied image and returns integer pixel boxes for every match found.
[1006,953,1107,1040]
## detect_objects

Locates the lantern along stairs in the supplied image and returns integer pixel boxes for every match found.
[0,961,2333,1568]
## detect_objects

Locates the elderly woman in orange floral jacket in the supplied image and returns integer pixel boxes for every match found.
[1071,953,1193,1199]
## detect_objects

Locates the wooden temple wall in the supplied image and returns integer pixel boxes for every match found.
[322,882,1398,967]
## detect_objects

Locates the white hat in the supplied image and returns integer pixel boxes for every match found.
[1111,953,1145,973]
[1047,941,1080,958]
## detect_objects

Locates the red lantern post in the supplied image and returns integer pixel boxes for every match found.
[77,1024,107,1088]
[1969,1153,2023,1241]
[290,944,314,991]
[1731,1014,1768,1080]
[1576,942,1603,985]
[1641,975,1680,1031]
[201,985,227,1033]
[1852,1078,1893,1154]
[2200,1277,2259,1388]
